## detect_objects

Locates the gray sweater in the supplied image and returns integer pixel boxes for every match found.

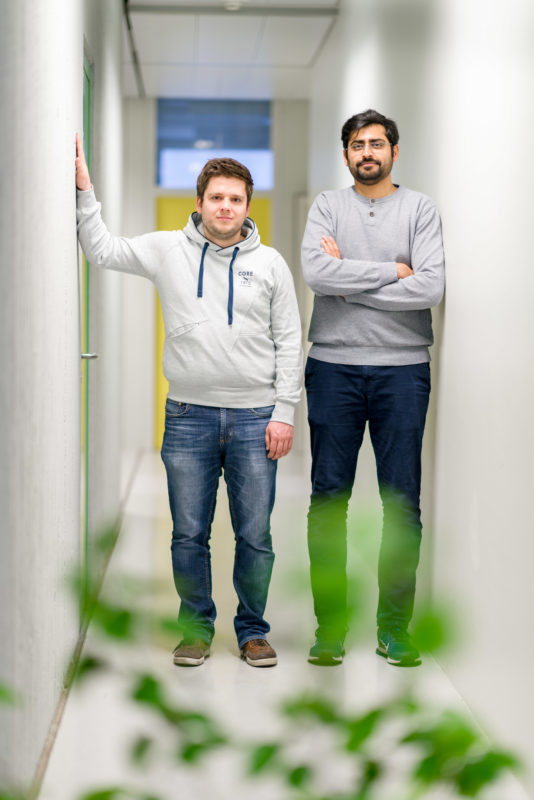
[301,185,445,365]
[77,189,302,424]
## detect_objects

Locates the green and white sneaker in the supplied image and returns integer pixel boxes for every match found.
[376,628,421,667]
[308,637,345,666]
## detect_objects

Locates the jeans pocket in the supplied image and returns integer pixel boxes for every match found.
[248,405,275,418]
[165,399,191,418]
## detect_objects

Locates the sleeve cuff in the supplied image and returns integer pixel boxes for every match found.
[383,261,398,285]
[272,400,296,426]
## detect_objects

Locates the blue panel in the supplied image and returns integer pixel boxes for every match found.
[157,99,273,189]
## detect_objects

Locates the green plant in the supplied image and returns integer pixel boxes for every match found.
[67,528,521,800]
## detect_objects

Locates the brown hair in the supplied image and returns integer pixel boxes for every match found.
[196,158,254,204]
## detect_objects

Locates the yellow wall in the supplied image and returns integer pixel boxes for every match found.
[154,195,271,448]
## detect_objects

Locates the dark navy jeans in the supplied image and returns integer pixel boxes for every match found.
[305,357,430,638]
[161,400,277,647]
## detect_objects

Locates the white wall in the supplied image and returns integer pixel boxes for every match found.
[84,0,125,533]
[121,98,157,452]
[0,0,83,788]
[307,0,534,791]
[272,99,310,453]
[430,0,534,789]
[0,0,125,790]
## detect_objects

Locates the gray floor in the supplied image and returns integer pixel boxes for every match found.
[40,451,530,800]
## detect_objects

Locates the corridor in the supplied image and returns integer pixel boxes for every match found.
[1,0,534,797]
[40,451,530,800]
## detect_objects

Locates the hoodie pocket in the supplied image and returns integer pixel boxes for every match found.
[167,321,205,339]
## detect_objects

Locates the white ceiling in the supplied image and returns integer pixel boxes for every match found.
[123,1,339,99]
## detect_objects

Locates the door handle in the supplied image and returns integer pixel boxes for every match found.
[81,353,99,359]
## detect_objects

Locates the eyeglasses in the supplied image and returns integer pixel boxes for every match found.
[346,140,390,153]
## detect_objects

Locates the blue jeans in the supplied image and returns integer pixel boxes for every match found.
[160,400,277,647]
[305,357,430,638]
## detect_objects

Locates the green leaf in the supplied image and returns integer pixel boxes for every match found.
[130,735,154,766]
[455,751,520,796]
[283,695,340,724]
[248,742,281,774]
[413,753,449,784]
[74,655,108,685]
[131,674,163,708]
[412,605,457,654]
[360,759,381,785]
[174,709,212,725]
[93,603,135,640]
[404,710,477,758]
[94,526,120,556]
[288,764,312,787]
[345,709,383,751]
[0,682,20,706]
[158,617,182,636]
[77,789,126,800]
[180,742,205,763]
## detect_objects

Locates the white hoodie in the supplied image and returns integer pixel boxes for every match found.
[76,189,302,425]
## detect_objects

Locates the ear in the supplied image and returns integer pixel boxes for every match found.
[342,148,349,167]
[196,196,202,214]
[392,144,399,163]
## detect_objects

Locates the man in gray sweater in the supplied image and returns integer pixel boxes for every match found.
[302,109,444,667]
[75,135,302,668]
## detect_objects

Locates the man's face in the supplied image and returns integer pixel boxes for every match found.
[343,123,399,185]
[196,176,250,246]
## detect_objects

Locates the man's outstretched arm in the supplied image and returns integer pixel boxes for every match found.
[75,133,169,281]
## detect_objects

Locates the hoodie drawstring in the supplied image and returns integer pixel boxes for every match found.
[197,242,209,298]
[197,242,239,326]
[227,247,239,325]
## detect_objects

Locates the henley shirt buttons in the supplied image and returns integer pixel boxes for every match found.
[370,212,375,217]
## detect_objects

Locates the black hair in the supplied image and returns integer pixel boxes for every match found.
[341,109,399,150]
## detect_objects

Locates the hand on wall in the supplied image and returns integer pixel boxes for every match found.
[75,132,92,191]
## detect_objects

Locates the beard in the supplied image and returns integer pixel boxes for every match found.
[350,158,391,185]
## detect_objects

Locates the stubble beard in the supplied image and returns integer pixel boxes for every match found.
[353,160,384,185]
[203,218,243,245]
[350,156,393,186]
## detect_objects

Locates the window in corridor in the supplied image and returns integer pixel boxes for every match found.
[157,99,273,190]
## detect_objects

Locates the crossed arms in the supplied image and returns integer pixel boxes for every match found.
[302,193,445,312]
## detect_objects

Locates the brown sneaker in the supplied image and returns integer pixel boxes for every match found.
[173,639,210,667]
[240,638,277,667]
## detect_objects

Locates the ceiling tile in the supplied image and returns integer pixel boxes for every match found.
[130,1,337,6]
[197,16,264,63]
[123,3,338,98]
[130,12,196,63]
[124,63,310,99]
[255,16,331,65]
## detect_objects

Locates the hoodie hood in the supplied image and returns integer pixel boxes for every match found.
[184,212,260,325]
[185,211,259,248]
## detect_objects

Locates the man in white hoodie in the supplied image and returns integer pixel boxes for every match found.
[75,135,302,668]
